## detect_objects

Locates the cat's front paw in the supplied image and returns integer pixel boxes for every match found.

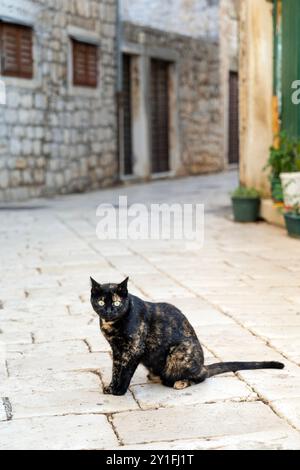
[103,384,114,395]
[103,384,127,396]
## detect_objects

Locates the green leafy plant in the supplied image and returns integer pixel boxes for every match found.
[265,131,300,179]
[231,186,260,199]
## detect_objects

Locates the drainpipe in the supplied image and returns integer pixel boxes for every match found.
[116,0,123,180]
[116,0,123,94]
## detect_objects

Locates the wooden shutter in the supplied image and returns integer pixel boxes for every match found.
[19,26,33,77]
[86,44,97,87]
[228,71,240,164]
[0,22,33,78]
[150,59,170,174]
[72,39,98,87]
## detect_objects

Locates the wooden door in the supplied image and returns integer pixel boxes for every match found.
[228,71,240,164]
[150,59,170,173]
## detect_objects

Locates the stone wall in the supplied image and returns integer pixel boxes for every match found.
[0,0,118,202]
[123,22,225,175]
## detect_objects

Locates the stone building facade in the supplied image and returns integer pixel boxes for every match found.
[0,0,239,202]
[119,0,239,180]
[0,0,117,202]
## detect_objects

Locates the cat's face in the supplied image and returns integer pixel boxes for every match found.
[90,277,130,322]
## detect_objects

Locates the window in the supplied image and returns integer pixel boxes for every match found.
[72,39,98,87]
[0,22,33,79]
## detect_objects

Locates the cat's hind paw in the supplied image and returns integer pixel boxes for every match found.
[173,380,190,390]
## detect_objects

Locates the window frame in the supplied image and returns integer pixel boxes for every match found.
[0,21,33,79]
[71,38,98,88]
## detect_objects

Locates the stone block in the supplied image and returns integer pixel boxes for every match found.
[113,402,293,446]
[131,376,257,410]
[0,414,118,450]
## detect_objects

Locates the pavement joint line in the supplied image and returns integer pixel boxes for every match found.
[129,387,143,410]
[83,339,92,353]
[89,368,106,391]
[254,393,300,435]
[5,360,10,378]
[107,414,124,446]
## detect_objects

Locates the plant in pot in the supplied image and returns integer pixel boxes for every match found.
[265,132,300,203]
[280,138,300,207]
[231,186,261,223]
[284,204,300,239]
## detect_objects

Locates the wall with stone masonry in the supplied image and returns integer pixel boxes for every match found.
[0,0,118,202]
[123,21,225,175]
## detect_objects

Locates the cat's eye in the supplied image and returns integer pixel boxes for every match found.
[113,301,121,307]
[98,300,105,306]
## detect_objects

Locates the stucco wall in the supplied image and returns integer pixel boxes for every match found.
[0,0,118,202]
[239,0,274,193]
[219,0,239,168]
[121,0,220,40]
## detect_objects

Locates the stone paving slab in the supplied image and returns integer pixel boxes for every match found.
[195,325,287,362]
[0,371,101,395]
[0,414,118,450]
[271,398,300,430]
[84,335,111,353]
[6,339,89,357]
[115,429,300,450]
[249,325,300,340]
[131,376,257,410]
[0,331,32,345]
[238,366,300,401]
[9,388,139,419]
[268,338,300,362]
[6,352,106,377]
[166,297,235,327]
[112,402,294,446]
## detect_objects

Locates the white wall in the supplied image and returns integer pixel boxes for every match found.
[121,0,220,39]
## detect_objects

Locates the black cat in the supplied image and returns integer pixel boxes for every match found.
[90,277,284,396]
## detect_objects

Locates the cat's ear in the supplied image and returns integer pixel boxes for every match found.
[117,277,129,295]
[90,277,102,293]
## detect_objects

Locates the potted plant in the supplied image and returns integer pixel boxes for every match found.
[280,170,300,208]
[231,186,261,223]
[265,132,300,203]
[284,204,300,239]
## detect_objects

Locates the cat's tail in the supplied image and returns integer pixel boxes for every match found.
[205,361,284,378]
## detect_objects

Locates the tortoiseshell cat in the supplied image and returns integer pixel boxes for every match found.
[90,277,284,396]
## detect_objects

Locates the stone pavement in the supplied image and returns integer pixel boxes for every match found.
[1,171,300,449]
